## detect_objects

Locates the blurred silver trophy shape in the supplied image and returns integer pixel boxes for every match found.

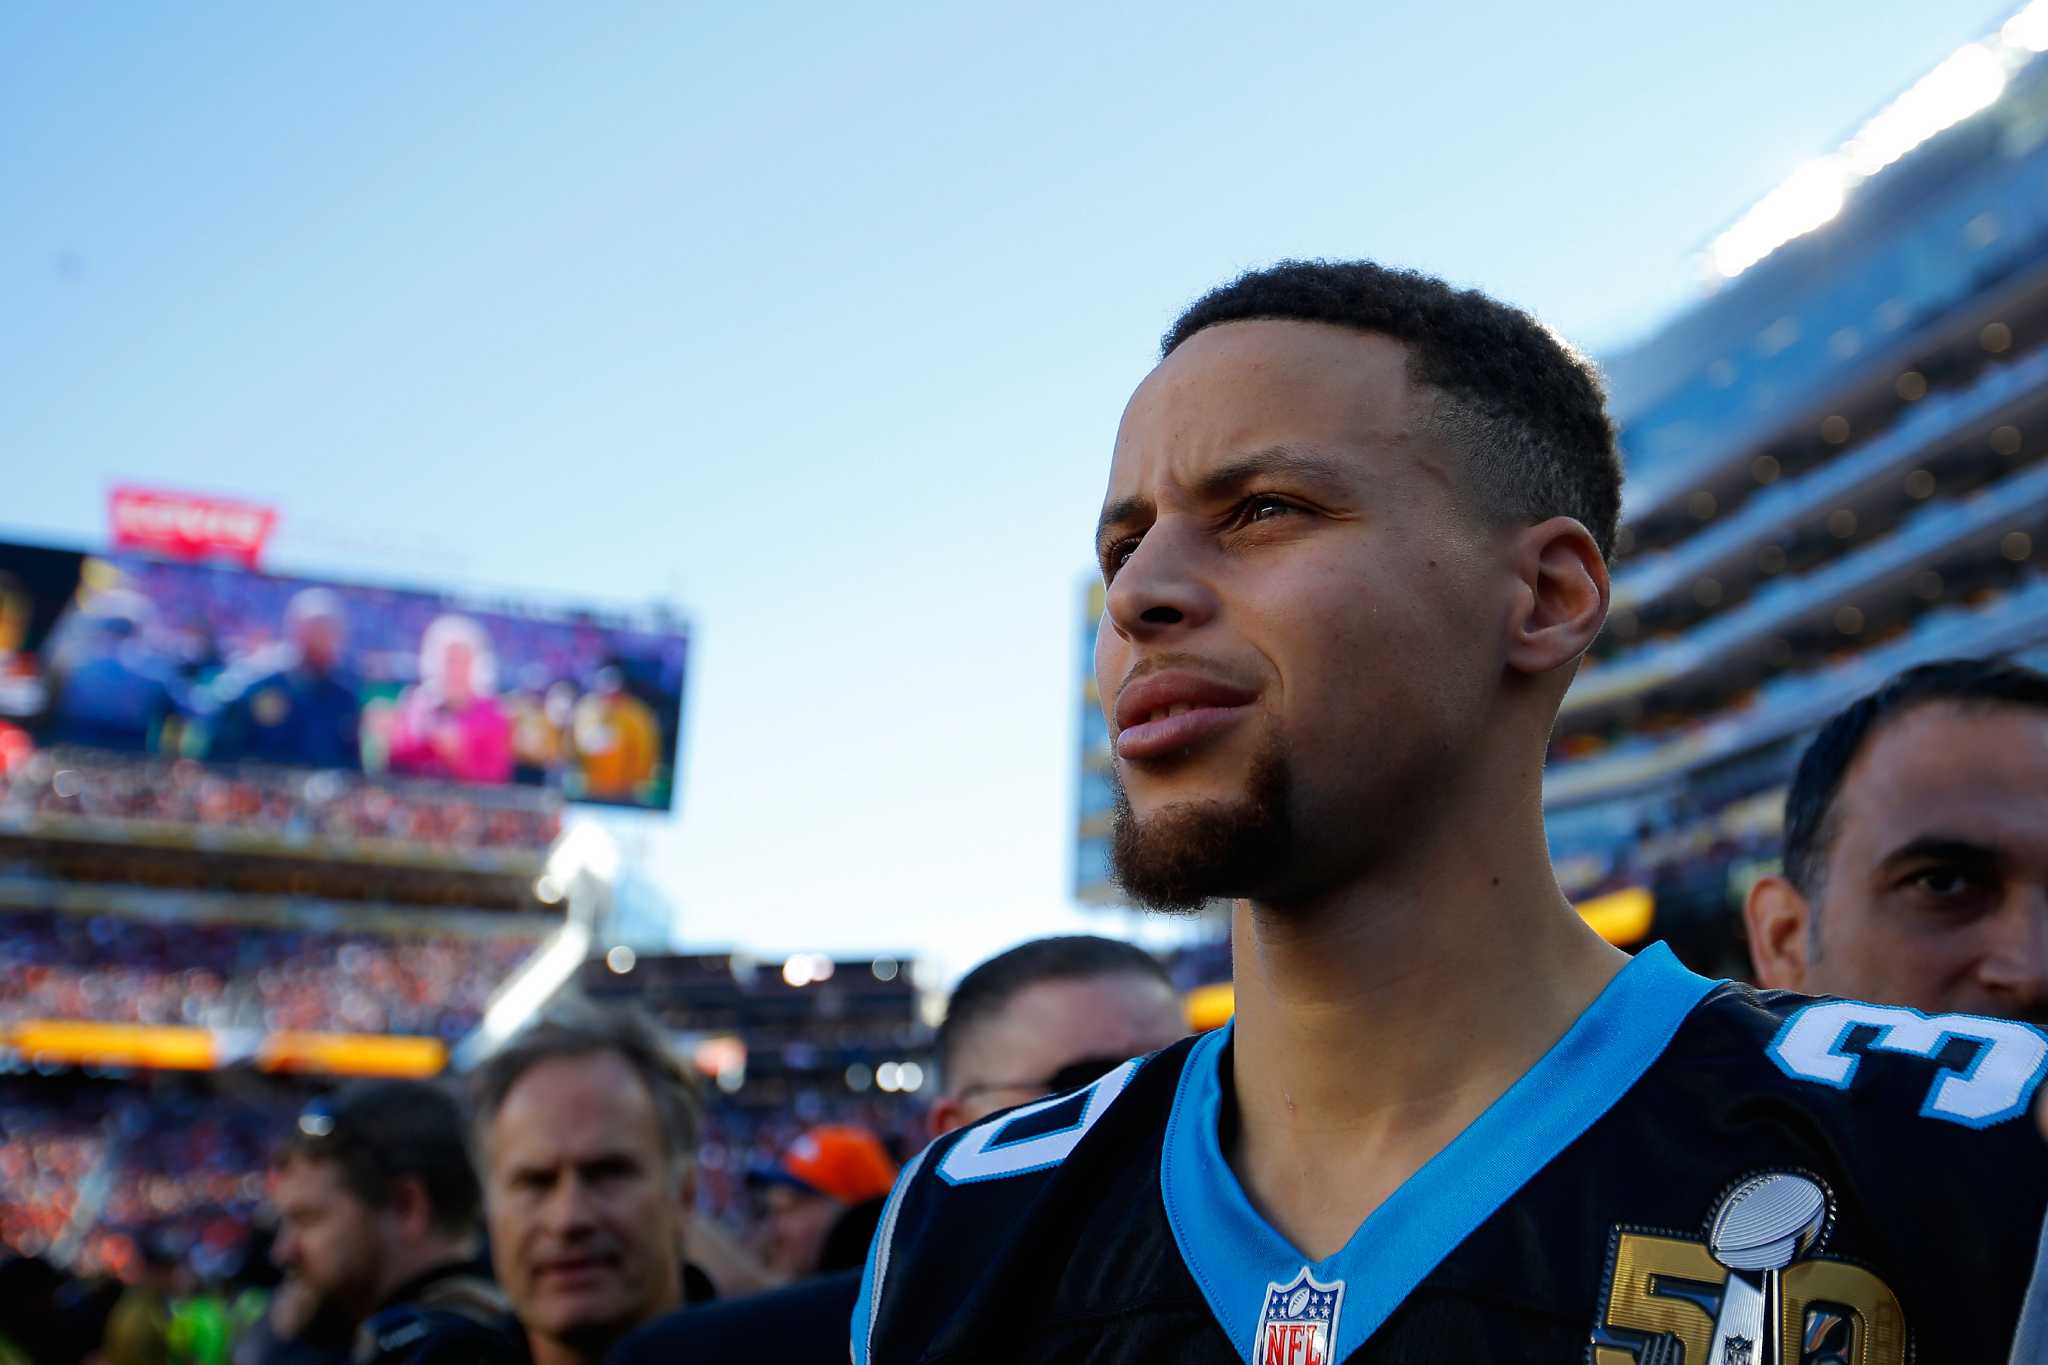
[1705,1173,1828,1365]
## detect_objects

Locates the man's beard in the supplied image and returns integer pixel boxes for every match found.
[1110,739,1292,911]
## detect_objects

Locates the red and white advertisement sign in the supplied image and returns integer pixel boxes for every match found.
[109,486,278,568]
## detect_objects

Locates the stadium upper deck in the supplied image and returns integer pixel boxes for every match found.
[1544,18,2048,948]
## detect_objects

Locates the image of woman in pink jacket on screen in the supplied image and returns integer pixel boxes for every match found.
[382,613,514,784]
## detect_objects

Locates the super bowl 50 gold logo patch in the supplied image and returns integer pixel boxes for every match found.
[1589,1172,1905,1365]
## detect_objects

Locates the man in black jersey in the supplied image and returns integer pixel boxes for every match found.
[855,261,2048,1365]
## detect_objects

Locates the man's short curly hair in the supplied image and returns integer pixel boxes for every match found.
[1162,260,1623,560]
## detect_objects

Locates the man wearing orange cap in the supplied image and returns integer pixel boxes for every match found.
[748,1125,899,1281]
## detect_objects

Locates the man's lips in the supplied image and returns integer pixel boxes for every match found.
[534,1255,615,1283]
[1113,671,1256,761]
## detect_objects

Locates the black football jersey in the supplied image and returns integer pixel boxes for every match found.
[853,943,2048,1364]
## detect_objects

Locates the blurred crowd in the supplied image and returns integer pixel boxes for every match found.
[0,754,561,855]
[0,908,540,1039]
[0,936,1185,1365]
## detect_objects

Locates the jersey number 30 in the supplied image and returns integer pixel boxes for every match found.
[1768,1000,2048,1128]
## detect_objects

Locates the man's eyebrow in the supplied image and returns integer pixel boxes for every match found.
[1094,445,1353,553]
[1095,494,1151,554]
[1877,834,2003,872]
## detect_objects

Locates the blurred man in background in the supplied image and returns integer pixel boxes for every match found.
[570,666,657,802]
[1745,657,2048,1022]
[46,590,184,754]
[268,1081,519,1365]
[209,589,361,771]
[747,1125,898,1282]
[611,935,1186,1364]
[471,1000,697,1365]
[99,1232,180,1365]
[926,934,1185,1137]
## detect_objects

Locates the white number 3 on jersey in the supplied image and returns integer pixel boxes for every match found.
[1768,1000,2048,1127]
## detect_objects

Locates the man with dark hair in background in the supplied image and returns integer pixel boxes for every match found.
[1745,656,2048,1021]
[610,935,1187,1365]
[471,999,698,1365]
[852,260,2048,1362]
[267,1081,519,1365]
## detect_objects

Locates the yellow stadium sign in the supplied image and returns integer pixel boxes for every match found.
[7,1019,217,1071]
[1186,981,1235,1032]
[3,1021,446,1078]
[1577,886,1655,946]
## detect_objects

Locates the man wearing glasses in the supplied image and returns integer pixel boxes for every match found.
[608,934,1187,1364]
[268,1080,522,1365]
[925,934,1187,1137]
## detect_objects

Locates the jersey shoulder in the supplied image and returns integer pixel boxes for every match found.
[852,1040,1194,1365]
[1678,979,2048,1136]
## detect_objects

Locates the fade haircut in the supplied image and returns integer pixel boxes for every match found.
[1162,260,1623,560]
[470,995,702,1169]
[1782,657,2048,901]
[937,935,1173,1085]
[272,1079,481,1238]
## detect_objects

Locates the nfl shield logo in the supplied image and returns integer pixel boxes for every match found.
[1251,1267,1344,1365]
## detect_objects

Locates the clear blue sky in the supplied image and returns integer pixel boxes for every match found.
[0,1,2015,977]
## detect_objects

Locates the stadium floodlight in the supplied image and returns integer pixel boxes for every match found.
[2006,0,2048,53]
[1709,22,2027,281]
[1841,43,2006,179]
[451,821,618,1071]
[1709,160,1850,279]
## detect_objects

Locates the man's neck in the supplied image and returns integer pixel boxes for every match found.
[371,1232,477,1312]
[1223,791,1626,1260]
[527,1333,607,1365]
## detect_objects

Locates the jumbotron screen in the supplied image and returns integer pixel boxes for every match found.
[0,537,687,810]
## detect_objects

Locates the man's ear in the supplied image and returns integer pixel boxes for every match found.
[1504,517,1609,679]
[926,1098,968,1141]
[1744,874,1815,991]
[385,1174,436,1241]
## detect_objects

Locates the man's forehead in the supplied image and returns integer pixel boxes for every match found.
[1122,317,1409,450]
[490,1053,663,1168]
[1837,703,2048,849]
[1108,320,1425,496]
[968,974,1173,1059]
[272,1155,347,1201]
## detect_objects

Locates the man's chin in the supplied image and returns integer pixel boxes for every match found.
[531,1293,637,1348]
[1111,801,1285,911]
[1110,739,1290,911]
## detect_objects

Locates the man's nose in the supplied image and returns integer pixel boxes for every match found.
[1102,520,1218,645]
[1977,890,2048,1014]
[539,1174,599,1235]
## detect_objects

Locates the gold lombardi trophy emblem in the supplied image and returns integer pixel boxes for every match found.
[1703,1173,1830,1365]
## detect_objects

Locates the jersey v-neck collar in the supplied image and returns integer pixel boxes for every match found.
[1158,940,1719,1362]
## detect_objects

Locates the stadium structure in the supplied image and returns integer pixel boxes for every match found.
[1075,7,2048,982]
[1548,7,2048,972]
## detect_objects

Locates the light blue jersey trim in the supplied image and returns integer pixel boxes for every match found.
[851,1142,929,1365]
[1159,941,1719,1363]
